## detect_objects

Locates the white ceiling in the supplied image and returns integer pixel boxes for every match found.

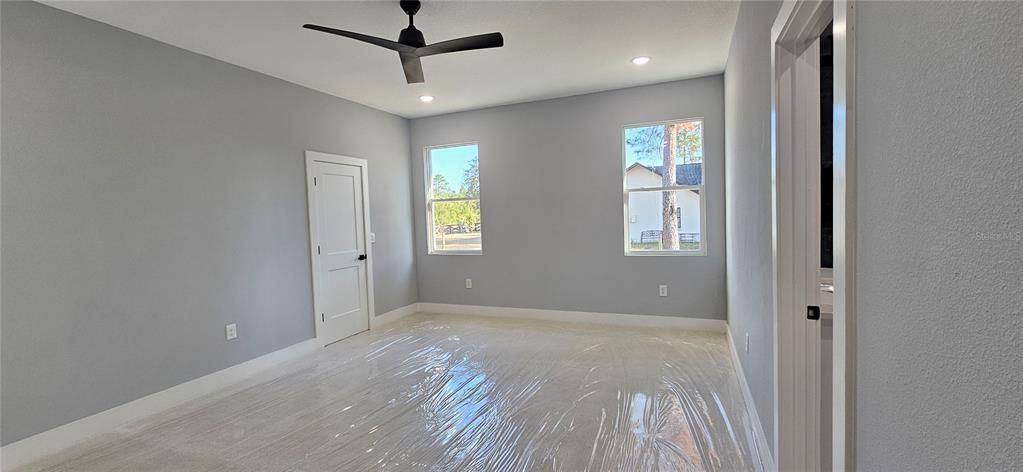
[45,1,739,118]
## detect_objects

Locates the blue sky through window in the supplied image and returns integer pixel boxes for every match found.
[624,122,703,168]
[625,126,661,168]
[430,144,478,193]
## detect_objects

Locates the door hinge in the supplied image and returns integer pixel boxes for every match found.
[317,245,321,255]
[314,177,317,186]
[321,313,325,323]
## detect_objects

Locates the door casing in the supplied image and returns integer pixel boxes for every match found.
[771,1,857,471]
[305,150,376,345]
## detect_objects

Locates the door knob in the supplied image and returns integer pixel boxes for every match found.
[358,254,367,261]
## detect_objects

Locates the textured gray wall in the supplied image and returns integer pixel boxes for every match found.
[724,0,780,452]
[410,78,726,319]
[1,1,416,445]
[855,2,1022,470]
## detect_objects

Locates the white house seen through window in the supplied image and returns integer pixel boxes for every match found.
[623,119,705,255]
[426,143,482,254]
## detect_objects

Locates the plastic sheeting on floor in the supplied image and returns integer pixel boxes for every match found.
[20,314,764,472]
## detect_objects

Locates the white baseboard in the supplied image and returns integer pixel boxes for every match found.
[725,325,776,472]
[1,338,320,472]
[370,302,419,329]
[0,304,722,471]
[418,302,725,332]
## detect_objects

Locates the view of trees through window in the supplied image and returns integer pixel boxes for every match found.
[427,144,482,253]
[624,119,704,253]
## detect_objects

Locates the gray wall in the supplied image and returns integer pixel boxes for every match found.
[855,2,1022,470]
[1,1,416,445]
[410,78,726,319]
[723,0,780,452]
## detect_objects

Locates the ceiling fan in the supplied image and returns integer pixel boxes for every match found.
[303,0,504,84]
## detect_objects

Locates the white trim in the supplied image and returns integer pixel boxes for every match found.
[369,302,420,329]
[771,10,824,470]
[624,248,705,257]
[830,2,857,470]
[418,303,725,332]
[305,150,376,346]
[0,339,320,472]
[429,197,478,203]
[621,118,708,257]
[627,185,703,193]
[771,2,857,471]
[426,250,481,256]
[424,142,483,256]
[726,325,777,472]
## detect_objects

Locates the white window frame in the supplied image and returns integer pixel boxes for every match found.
[622,117,708,257]
[425,142,483,255]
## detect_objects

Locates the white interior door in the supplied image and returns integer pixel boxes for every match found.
[797,36,824,472]
[308,157,370,345]
[774,3,856,469]
[773,30,824,472]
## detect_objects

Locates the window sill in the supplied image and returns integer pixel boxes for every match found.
[429,250,483,256]
[625,250,706,257]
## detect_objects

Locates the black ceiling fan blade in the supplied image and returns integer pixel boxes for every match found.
[399,52,425,84]
[416,32,504,57]
[303,24,414,53]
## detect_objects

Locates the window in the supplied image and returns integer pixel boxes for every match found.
[623,119,705,255]
[426,143,482,254]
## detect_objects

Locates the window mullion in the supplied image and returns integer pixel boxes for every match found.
[429,197,480,203]
[626,185,701,193]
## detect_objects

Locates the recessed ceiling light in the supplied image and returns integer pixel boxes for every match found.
[419,95,434,103]
[631,56,651,66]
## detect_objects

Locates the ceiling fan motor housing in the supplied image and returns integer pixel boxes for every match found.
[399,27,426,48]
[399,1,425,47]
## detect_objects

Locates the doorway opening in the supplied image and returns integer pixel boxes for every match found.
[772,1,856,470]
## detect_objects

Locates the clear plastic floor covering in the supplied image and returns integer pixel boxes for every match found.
[22,314,763,472]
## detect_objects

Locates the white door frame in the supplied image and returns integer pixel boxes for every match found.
[772,1,857,471]
[305,150,376,343]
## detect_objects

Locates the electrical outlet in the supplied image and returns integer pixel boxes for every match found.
[658,285,668,297]
[369,232,376,244]
[226,323,237,340]
[745,333,750,353]
[465,278,472,289]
